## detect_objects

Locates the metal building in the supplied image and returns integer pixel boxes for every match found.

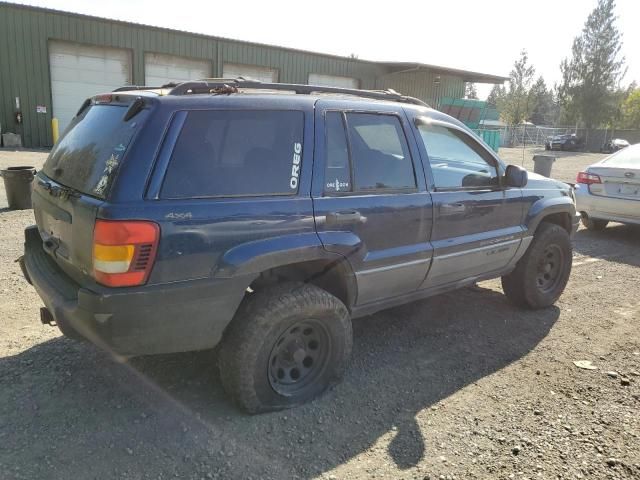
[0,2,506,148]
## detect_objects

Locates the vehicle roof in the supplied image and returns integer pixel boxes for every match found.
[101,85,475,145]
[109,90,441,116]
[107,89,479,146]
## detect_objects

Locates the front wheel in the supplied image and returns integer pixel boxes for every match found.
[218,282,352,413]
[501,223,572,309]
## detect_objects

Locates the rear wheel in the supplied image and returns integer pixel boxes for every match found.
[218,282,352,413]
[501,223,572,309]
[581,213,608,231]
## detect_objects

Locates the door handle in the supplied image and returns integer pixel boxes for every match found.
[326,210,365,226]
[440,202,466,214]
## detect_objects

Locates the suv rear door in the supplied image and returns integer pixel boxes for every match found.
[411,116,525,288]
[312,100,433,305]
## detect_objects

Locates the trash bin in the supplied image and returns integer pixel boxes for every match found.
[1,166,37,210]
[532,155,555,178]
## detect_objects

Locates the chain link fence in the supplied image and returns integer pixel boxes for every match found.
[494,125,640,151]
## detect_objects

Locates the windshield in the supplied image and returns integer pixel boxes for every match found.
[43,104,147,199]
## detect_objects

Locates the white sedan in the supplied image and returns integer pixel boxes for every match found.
[575,143,640,230]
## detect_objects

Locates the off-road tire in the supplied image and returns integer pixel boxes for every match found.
[218,282,352,414]
[501,223,572,309]
[581,213,608,231]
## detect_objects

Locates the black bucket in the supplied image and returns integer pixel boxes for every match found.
[1,166,37,210]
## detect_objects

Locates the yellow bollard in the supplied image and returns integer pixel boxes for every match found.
[51,117,59,145]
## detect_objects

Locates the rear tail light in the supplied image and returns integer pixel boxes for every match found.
[93,220,159,287]
[576,172,602,185]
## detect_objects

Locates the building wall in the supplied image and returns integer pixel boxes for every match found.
[376,69,465,109]
[0,3,467,148]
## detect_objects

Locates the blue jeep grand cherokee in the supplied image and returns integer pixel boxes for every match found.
[20,80,579,413]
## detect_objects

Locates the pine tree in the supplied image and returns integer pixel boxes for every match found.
[530,77,558,125]
[464,82,478,100]
[497,50,536,126]
[486,84,505,108]
[558,0,626,129]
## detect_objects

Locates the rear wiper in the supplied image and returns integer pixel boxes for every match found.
[38,179,80,200]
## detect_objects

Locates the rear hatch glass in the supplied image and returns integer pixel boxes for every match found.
[34,101,148,284]
[43,103,148,199]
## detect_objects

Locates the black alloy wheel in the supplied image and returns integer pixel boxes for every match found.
[268,319,331,396]
[536,244,565,294]
[501,223,572,309]
[218,282,352,413]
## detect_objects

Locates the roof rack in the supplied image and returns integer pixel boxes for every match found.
[113,83,177,92]
[114,78,430,107]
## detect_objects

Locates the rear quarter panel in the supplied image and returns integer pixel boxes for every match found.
[100,97,319,286]
[99,197,317,284]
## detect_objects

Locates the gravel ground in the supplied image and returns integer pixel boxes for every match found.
[0,148,638,480]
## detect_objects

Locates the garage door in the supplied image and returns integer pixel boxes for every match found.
[145,53,210,86]
[49,41,131,133]
[223,63,277,83]
[308,73,359,89]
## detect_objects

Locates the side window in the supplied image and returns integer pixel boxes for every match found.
[161,110,304,198]
[417,124,499,189]
[346,113,416,191]
[324,112,352,193]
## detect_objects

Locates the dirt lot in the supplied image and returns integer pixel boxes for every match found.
[0,148,638,480]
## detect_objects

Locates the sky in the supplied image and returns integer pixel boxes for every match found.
[14,0,640,99]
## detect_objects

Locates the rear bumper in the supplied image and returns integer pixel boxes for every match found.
[575,186,640,225]
[20,226,251,356]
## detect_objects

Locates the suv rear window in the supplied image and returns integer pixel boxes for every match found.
[43,104,147,199]
[161,110,304,198]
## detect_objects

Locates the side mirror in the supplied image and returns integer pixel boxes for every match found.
[505,164,528,188]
